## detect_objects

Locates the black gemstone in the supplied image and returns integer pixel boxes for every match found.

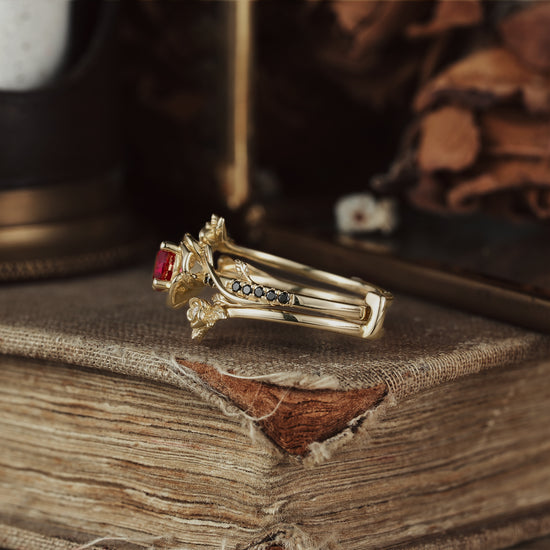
[266,290,277,301]
[205,275,212,286]
[242,284,252,295]
[254,286,264,298]
[278,292,290,304]
[232,281,241,292]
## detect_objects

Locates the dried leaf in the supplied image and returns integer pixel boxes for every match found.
[234,259,253,284]
[499,2,550,72]
[330,1,379,34]
[446,159,550,213]
[408,159,550,219]
[313,1,429,108]
[414,48,550,114]
[418,106,480,172]
[407,0,483,38]
[481,109,550,159]
[330,1,418,59]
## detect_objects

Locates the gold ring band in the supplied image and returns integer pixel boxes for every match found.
[152,215,393,342]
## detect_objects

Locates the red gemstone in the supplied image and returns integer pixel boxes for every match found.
[153,249,176,283]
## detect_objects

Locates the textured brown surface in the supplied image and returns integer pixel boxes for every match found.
[2,354,550,549]
[1,266,549,403]
[379,1,550,222]
[417,105,479,172]
[0,356,271,550]
[180,360,387,455]
[499,2,550,72]
[410,158,550,216]
[0,237,148,283]
[481,109,550,158]
[1,264,550,548]
[513,535,550,549]
[395,505,550,550]
[0,524,92,550]
[414,48,550,114]
[407,0,482,38]
[445,159,550,212]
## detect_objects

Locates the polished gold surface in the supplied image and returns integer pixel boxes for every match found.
[260,225,550,336]
[153,214,392,341]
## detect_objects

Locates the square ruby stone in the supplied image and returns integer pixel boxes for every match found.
[153,249,176,282]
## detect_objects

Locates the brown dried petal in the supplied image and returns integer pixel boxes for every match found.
[329,0,379,33]
[481,109,550,159]
[447,159,550,213]
[414,48,550,114]
[418,105,480,172]
[499,2,550,72]
[407,0,483,38]
[329,1,420,60]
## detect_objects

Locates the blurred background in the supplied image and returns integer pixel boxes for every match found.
[1,0,549,330]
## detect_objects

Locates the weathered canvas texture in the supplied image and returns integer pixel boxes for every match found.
[1,266,549,401]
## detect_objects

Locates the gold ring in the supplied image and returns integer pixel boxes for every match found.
[152,214,393,342]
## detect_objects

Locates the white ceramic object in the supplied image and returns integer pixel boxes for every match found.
[0,0,71,90]
[335,192,398,234]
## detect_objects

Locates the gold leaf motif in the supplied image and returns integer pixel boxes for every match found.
[234,259,253,284]
[168,269,205,308]
[199,214,228,249]
[187,297,228,341]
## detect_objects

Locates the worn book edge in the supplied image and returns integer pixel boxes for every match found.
[2,267,550,461]
[178,359,388,456]
[2,354,550,549]
[3,504,550,550]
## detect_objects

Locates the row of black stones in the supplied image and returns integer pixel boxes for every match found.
[231,280,290,304]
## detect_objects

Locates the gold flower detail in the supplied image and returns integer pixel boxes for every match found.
[187,297,228,341]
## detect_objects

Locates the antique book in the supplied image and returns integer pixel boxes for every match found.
[1,266,550,549]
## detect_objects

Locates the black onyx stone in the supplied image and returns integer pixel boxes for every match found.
[266,290,277,301]
[232,281,241,292]
[254,286,264,298]
[278,292,290,304]
[242,284,252,295]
